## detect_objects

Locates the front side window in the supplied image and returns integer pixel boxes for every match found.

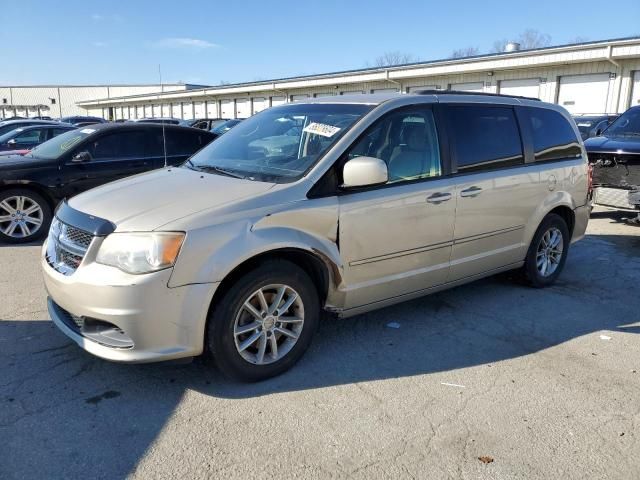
[345,107,442,183]
[83,131,147,160]
[187,103,372,182]
[14,129,46,144]
[525,107,582,161]
[447,105,523,171]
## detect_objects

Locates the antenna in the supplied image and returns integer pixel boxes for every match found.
[159,64,168,168]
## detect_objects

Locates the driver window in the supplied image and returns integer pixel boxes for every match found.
[346,108,441,183]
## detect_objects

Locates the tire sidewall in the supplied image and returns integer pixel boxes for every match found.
[525,214,570,287]
[0,189,52,244]
[208,260,320,382]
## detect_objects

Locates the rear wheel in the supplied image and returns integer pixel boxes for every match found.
[207,260,320,382]
[0,189,52,244]
[523,213,570,287]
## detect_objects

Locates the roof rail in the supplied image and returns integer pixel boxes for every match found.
[414,89,541,102]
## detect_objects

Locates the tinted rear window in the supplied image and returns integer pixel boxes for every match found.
[526,108,581,161]
[447,105,523,172]
[163,130,210,156]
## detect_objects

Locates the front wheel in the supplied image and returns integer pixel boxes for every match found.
[0,189,52,244]
[523,213,570,287]
[207,260,320,382]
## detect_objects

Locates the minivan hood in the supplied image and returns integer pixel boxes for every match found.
[68,167,276,231]
[584,135,640,154]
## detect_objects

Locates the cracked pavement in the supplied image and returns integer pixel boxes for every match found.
[1,207,639,479]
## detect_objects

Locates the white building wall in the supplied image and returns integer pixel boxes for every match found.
[0,84,188,120]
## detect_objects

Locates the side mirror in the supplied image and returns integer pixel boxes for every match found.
[342,156,388,189]
[595,128,603,137]
[71,151,91,163]
[7,139,17,147]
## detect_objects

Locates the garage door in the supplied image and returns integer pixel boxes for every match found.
[236,98,251,118]
[450,82,484,92]
[341,90,364,95]
[558,73,611,114]
[194,101,205,118]
[182,102,193,120]
[271,96,286,107]
[291,94,309,102]
[206,101,218,118]
[152,104,161,118]
[372,88,398,94]
[144,104,153,118]
[252,97,268,114]
[221,100,235,118]
[171,103,181,118]
[162,104,171,117]
[499,78,540,99]
[314,92,335,97]
[631,71,640,107]
[407,85,438,93]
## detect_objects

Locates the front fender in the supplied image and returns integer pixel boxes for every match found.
[168,198,342,290]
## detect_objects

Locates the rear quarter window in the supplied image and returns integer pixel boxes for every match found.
[525,107,582,162]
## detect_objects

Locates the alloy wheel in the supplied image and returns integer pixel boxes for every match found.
[233,284,305,365]
[0,196,44,239]
[536,227,564,277]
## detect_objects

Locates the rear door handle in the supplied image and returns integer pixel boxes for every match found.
[460,186,483,198]
[426,192,452,204]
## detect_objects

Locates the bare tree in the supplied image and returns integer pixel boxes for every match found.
[518,29,552,49]
[491,38,509,53]
[370,51,417,67]
[492,30,552,52]
[450,46,480,59]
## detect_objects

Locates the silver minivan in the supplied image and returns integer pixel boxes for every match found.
[42,92,590,381]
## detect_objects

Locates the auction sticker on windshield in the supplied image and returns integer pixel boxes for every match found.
[303,122,341,137]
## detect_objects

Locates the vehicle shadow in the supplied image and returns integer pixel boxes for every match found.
[1,228,638,478]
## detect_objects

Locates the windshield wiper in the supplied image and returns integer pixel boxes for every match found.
[199,165,247,179]
[184,159,202,171]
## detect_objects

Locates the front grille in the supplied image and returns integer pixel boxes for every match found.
[46,218,94,275]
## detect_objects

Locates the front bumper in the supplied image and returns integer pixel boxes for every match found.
[43,254,219,363]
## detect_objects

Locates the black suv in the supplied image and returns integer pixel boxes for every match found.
[0,123,215,243]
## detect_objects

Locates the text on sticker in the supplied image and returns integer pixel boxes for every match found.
[303,122,341,138]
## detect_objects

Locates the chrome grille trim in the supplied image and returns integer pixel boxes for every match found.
[46,218,95,275]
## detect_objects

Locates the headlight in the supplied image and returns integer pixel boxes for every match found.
[96,232,185,274]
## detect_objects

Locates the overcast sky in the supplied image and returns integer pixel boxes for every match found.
[2,0,639,86]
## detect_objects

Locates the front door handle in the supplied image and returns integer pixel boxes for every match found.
[460,186,483,198]
[426,192,452,204]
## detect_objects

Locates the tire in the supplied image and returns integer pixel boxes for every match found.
[207,260,320,382]
[0,189,52,244]
[523,213,570,288]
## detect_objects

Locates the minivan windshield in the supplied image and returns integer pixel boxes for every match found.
[27,128,91,160]
[603,107,640,137]
[186,103,372,182]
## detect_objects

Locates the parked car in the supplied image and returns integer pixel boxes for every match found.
[180,118,229,130]
[210,118,242,137]
[573,114,618,140]
[0,124,76,152]
[0,124,215,243]
[59,116,107,127]
[585,105,640,218]
[32,116,54,120]
[0,119,71,137]
[129,117,182,125]
[41,92,589,381]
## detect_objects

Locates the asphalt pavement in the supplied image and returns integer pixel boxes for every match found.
[1,207,639,479]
